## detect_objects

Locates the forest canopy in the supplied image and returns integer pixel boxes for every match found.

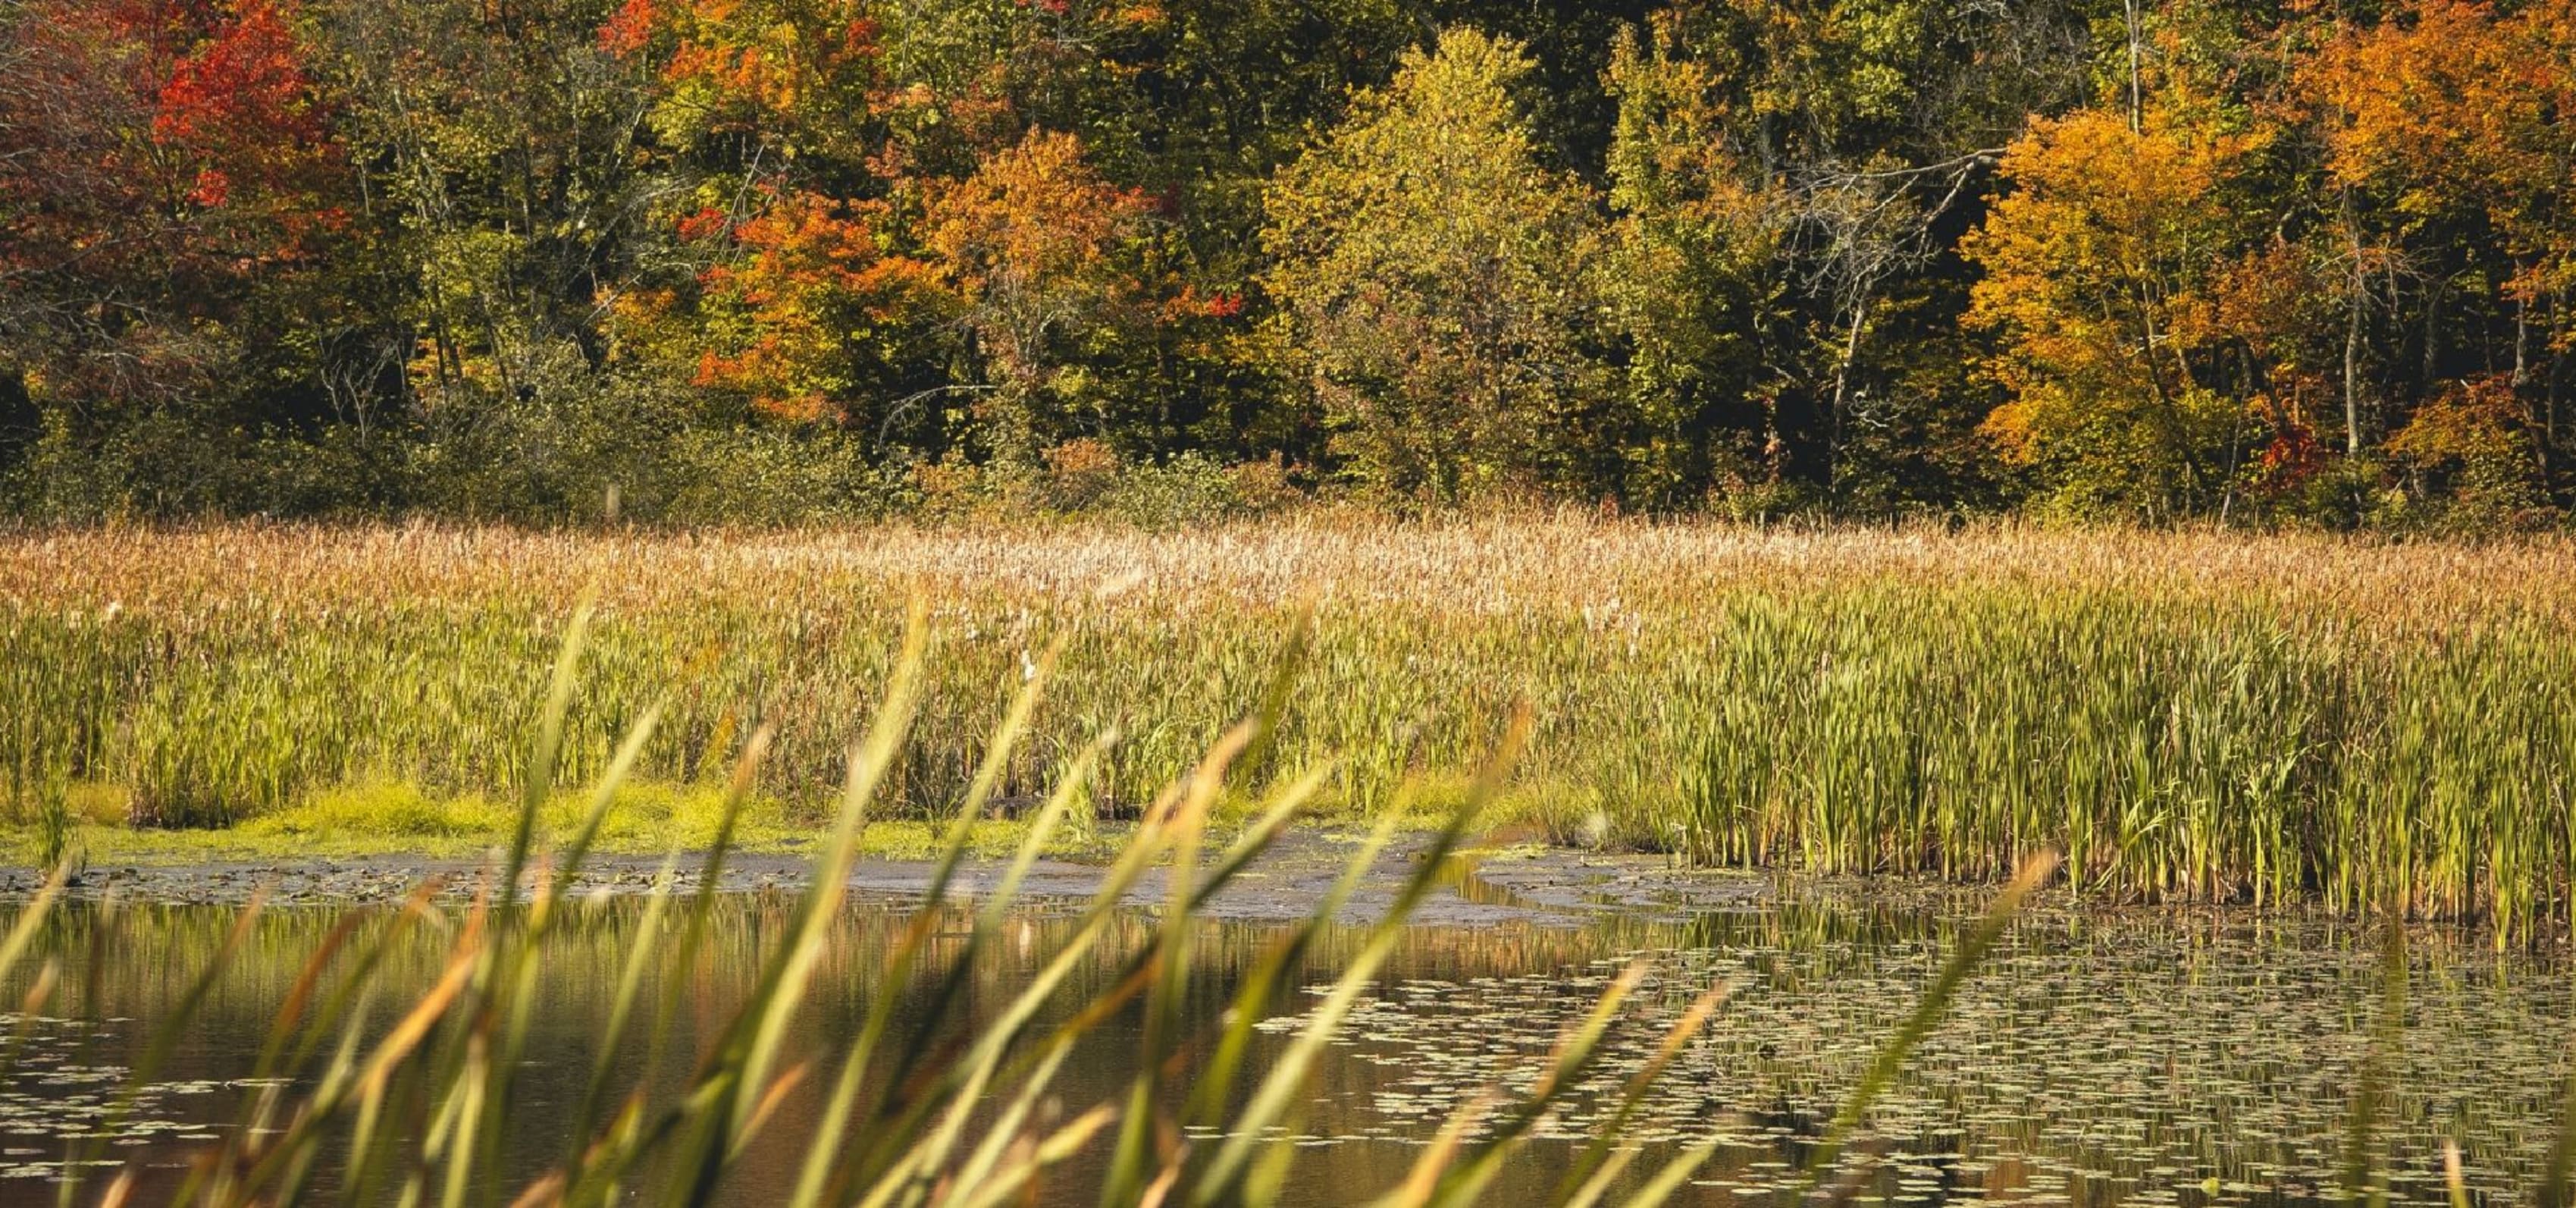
[3,0,2571,529]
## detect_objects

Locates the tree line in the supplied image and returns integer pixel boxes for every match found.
[4,0,2571,527]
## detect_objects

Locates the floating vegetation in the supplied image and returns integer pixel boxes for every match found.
[0,1020,280,1188]
[1257,902,2576,1206]
[5,876,2568,1203]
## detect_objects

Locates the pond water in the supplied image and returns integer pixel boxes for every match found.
[0,880,2567,1206]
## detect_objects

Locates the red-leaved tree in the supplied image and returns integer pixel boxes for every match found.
[0,0,346,412]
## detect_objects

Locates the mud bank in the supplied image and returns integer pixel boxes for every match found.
[0,830,1781,927]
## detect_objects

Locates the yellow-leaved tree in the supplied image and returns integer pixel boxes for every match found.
[1963,104,2262,519]
[1260,28,1610,502]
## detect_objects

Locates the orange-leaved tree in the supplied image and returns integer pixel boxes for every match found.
[923,127,1152,466]
[1963,102,2264,518]
[2387,373,2552,525]
[602,0,884,157]
[614,190,944,425]
[2305,0,2576,472]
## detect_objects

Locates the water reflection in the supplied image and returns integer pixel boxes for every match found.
[0,887,2565,1205]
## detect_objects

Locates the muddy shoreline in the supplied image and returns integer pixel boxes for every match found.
[6,835,2531,945]
[0,830,1788,927]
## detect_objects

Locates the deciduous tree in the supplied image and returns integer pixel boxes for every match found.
[615,190,942,425]
[1963,104,2261,517]
[1262,28,1610,500]
[923,128,1152,465]
[2306,0,2576,476]
[0,0,354,507]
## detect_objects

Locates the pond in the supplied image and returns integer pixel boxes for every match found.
[0,864,2566,1206]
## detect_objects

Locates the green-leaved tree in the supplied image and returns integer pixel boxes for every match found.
[1261,27,1612,502]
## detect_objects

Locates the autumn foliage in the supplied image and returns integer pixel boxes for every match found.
[1,0,345,411]
[633,191,939,424]
[2,0,2573,526]
[923,128,1153,463]
[1965,106,2261,517]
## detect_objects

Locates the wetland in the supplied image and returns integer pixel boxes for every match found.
[11,522,2576,1204]
[0,836,2556,1206]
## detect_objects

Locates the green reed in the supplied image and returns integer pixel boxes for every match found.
[5,523,2575,935]
[0,576,2558,1203]
[0,598,1789,1207]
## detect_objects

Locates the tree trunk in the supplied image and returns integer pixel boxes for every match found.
[2515,290,2531,391]
[1825,294,1869,494]
[2343,191,2365,455]
[2551,297,2565,464]
[2420,265,2443,400]
[2124,0,2144,133]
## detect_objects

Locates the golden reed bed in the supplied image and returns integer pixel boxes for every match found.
[12,518,2576,623]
